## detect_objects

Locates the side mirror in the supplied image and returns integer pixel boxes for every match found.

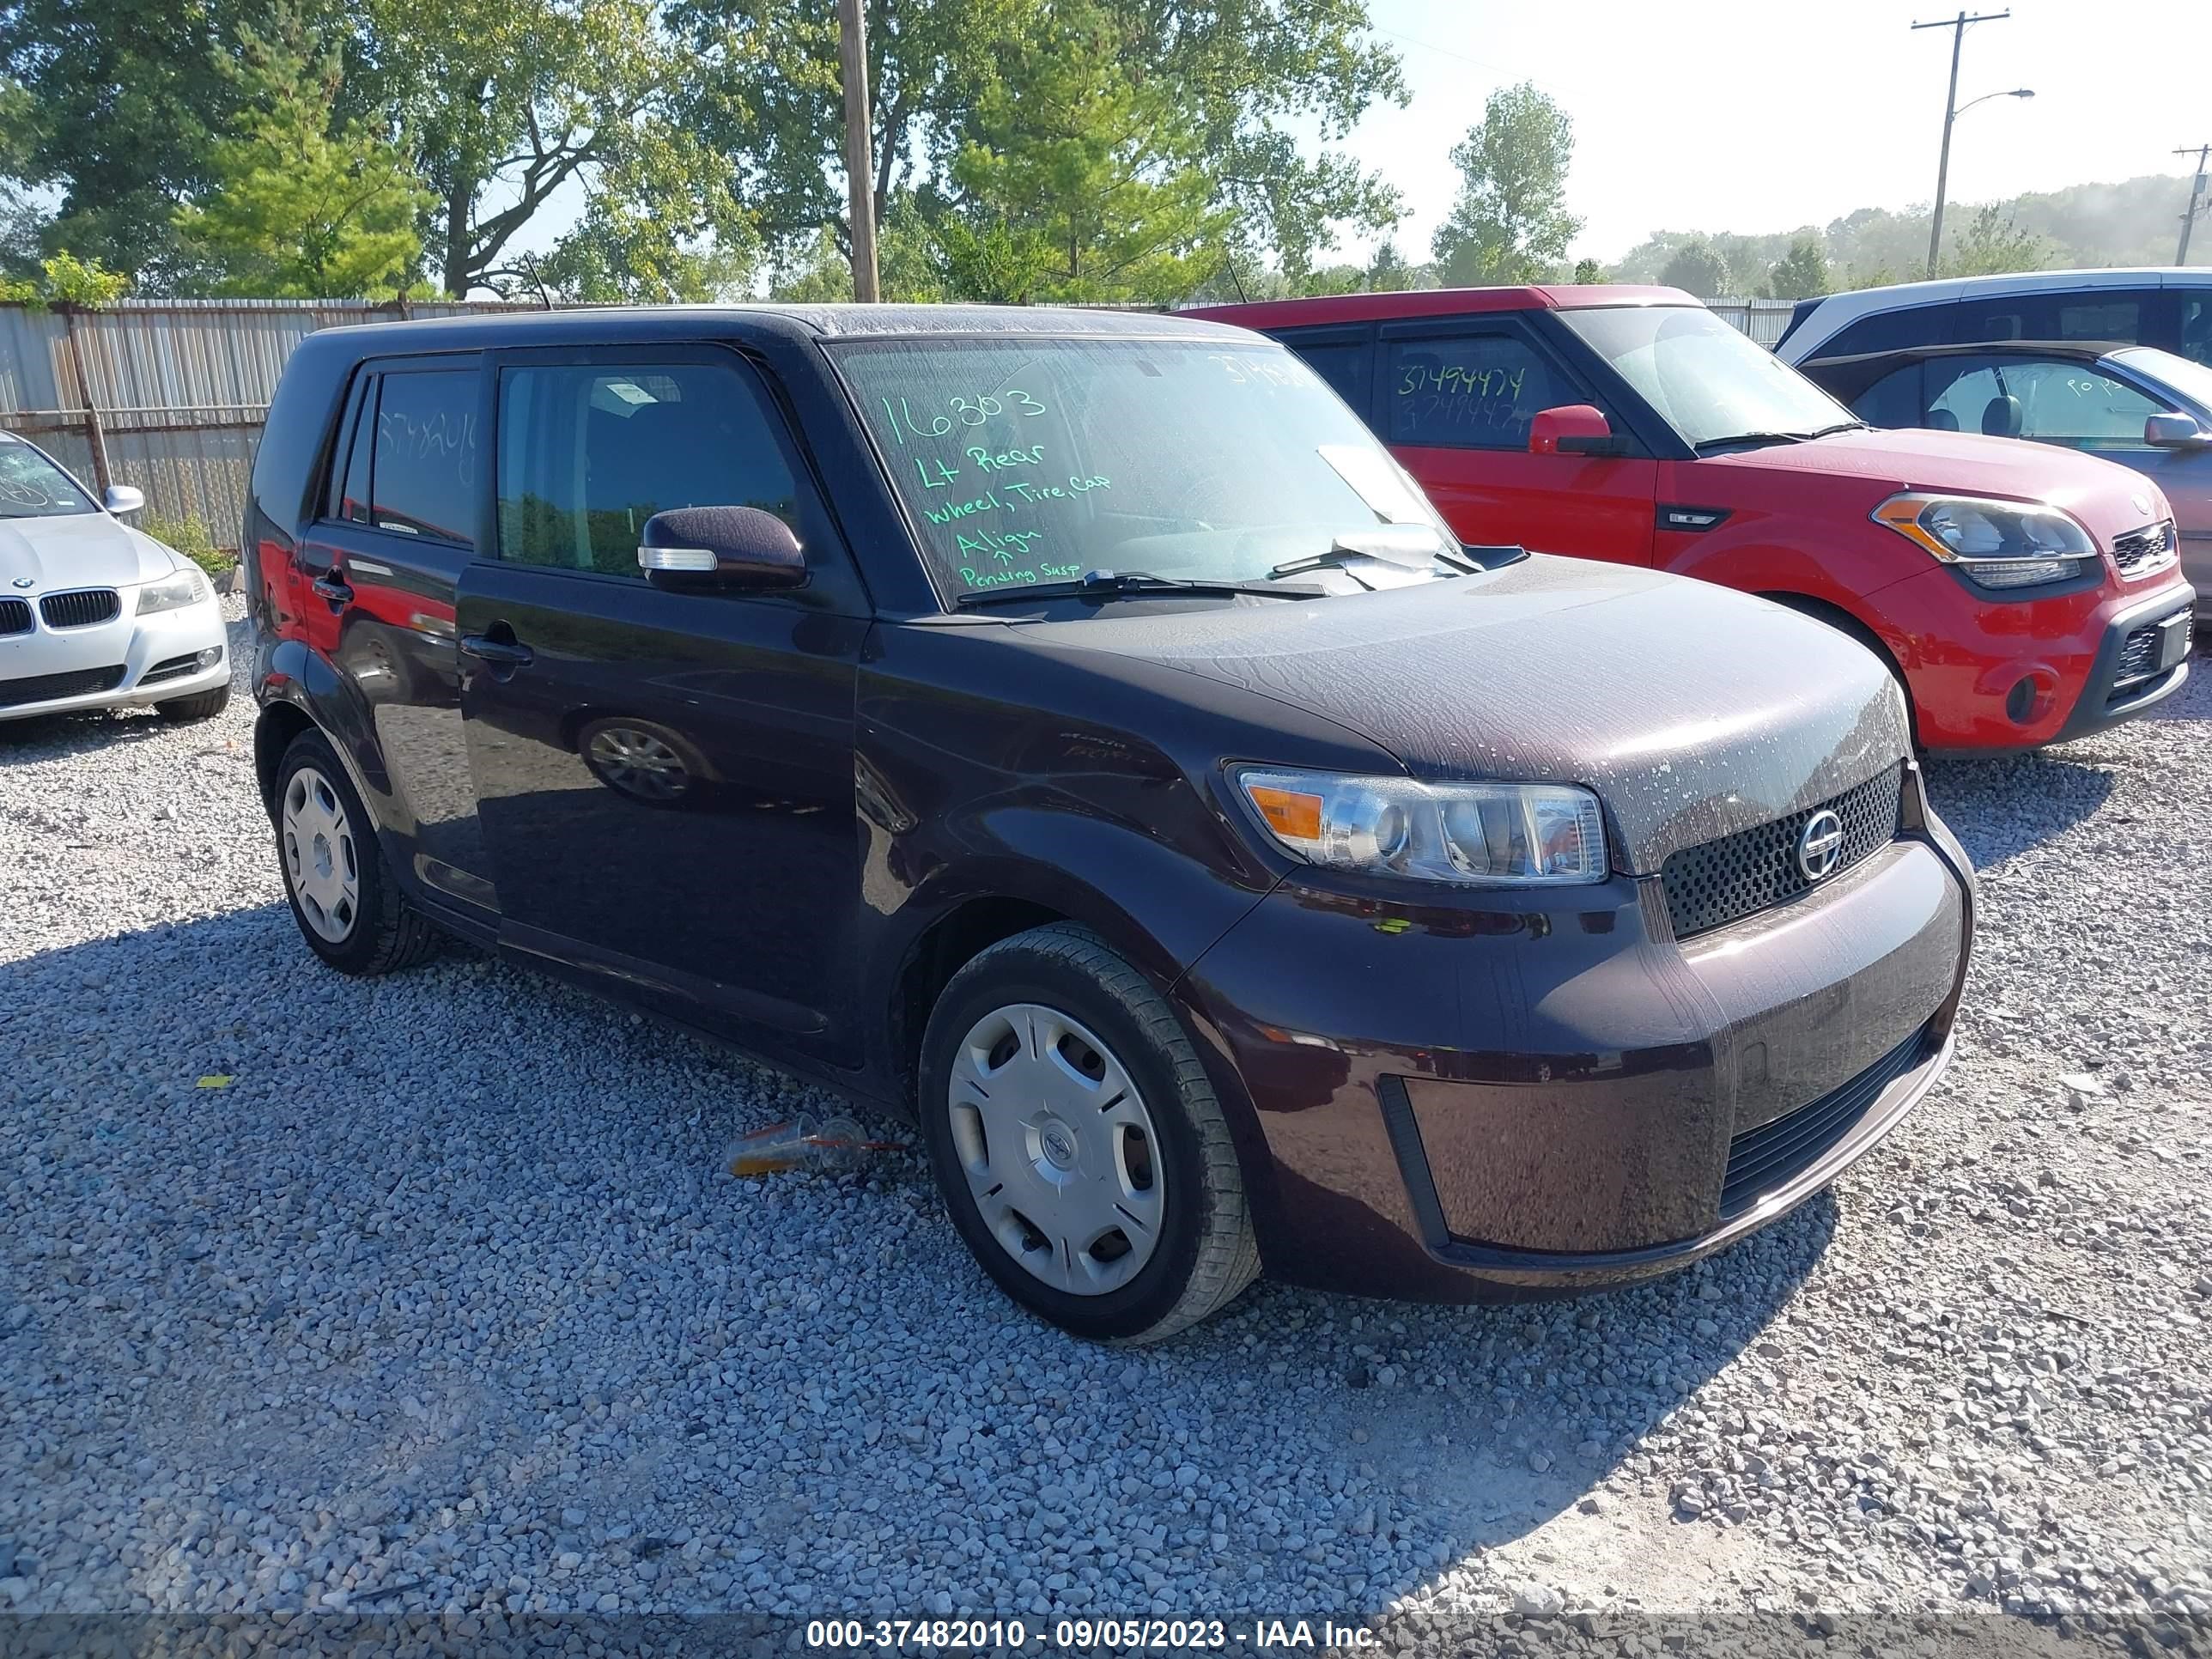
[1528,404,1626,458]
[2143,412,2208,449]
[637,506,806,591]
[103,483,145,515]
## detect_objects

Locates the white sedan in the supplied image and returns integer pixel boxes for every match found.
[0,434,230,724]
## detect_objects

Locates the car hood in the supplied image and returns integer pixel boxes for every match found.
[0,514,178,592]
[1705,427,2166,529]
[1035,556,1910,874]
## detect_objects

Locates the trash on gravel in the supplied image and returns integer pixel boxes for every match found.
[726,1115,887,1176]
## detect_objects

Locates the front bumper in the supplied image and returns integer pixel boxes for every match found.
[1176,763,1975,1304]
[0,595,228,721]
[2047,585,2196,744]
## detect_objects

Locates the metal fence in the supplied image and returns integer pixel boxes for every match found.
[0,297,540,551]
[1705,297,1800,348]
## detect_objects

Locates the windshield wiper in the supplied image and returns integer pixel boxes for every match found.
[952,569,1326,611]
[1806,420,1864,438]
[1692,430,1818,453]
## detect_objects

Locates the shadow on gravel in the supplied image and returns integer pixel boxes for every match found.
[1922,751,2114,868]
[3,898,1830,1616]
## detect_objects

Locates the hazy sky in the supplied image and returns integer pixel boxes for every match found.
[1350,0,2212,264]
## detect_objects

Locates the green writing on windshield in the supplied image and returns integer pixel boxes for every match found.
[878,388,1048,446]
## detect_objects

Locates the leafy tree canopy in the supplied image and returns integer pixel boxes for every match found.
[1764,236,1830,301]
[1658,237,1731,298]
[1431,82,1579,287]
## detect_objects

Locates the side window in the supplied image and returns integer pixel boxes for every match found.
[2057,292,2152,343]
[332,377,374,524]
[370,369,479,544]
[1384,332,1572,450]
[496,362,801,579]
[1822,303,1950,357]
[1851,364,1924,428]
[2180,297,2212,367]
[1926,360,2006,434]
[2013,363,2162,449]
[1287,340,1373,416]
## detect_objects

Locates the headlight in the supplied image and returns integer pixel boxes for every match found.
[1235,768,1608,886]
[135,567,209,616]
[1872,492,2095,591]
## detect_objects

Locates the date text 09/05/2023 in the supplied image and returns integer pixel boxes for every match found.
[805,1619,1381,1650]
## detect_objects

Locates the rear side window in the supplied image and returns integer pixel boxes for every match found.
[2057,295,2149,343]
[1385,333,1571,449]
[1285,339,1373,415]
[1820,303,1951,358]
[495,362,801,579]
[370,369,479,544]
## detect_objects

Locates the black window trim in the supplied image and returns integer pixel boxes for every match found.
[479,339,867,614]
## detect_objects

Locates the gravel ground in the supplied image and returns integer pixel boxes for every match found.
[1,605,2207,1653]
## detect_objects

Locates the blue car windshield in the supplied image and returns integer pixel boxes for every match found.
[828,335,1458,605]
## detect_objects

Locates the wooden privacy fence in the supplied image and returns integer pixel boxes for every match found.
[0,298,538,551]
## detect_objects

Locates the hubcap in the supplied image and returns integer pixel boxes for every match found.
[947,1003,1164,1296]
[281,766,360,943]
[586,725,690,801]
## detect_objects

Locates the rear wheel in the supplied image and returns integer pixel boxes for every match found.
[272,731,438,975]
[155,684,230,722]
[918,923,1258,1343]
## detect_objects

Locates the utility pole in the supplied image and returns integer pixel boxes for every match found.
[837,0,880,302]
[1914,9,2012,279]
[2178,145,2211,265]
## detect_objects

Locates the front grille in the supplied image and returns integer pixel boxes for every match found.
[39,587,121,629]
[139,652,206,686]
[1662,765,1904,939]
[0,598,29,636]
[2110,520,2177,576]
[1719,1024,1933,1218]
[0,663,127,708]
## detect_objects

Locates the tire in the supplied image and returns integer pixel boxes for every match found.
[917,923,1259,1344]
[271,730,439,975]
[155,684,231,722]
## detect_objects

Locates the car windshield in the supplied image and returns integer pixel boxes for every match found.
[828,334,1459,606]
[2112,345,2212,416]
[1559,306,1859,449]
[0,440,97,519]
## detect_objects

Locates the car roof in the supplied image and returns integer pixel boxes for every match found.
[303,302,1261,356]
[1780,266,2212,358]
[1183,284,1698,331]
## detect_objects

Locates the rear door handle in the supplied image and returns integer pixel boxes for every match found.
[459,634,535,668]
[311,575,354,605]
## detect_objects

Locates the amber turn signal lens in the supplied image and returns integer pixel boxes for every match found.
[1246,784,1323,842]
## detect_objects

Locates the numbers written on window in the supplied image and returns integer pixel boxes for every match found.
[369,371,479,545]
[1385,336,1568,450]
[496,363,802,579]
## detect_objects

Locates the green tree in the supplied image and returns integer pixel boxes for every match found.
[0,249,130,305]
[362,0,731,297]
[1942,204,2046,277]
[1571,256,1603,283]
[1659,237,1731,296]
[1366,238,1417,291]
[173,9,426,297]
[1431,82,1580,287]
[672,0,1403,290]
[0,0,283,283]
[1764,236,1831,301]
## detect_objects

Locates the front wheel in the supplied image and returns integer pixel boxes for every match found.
[917,924,1258,1343]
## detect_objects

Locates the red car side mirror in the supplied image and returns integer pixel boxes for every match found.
[1529,404,1626,458]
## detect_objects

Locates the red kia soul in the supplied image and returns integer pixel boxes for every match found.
[1193,287,2196,752]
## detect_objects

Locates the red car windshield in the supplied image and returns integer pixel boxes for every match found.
[1560,306,1861,450]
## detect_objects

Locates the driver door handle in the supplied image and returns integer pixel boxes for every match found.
[311,574,354,605]
[459,634,534,668]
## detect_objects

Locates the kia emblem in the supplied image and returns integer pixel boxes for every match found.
[2130,494,2153,518]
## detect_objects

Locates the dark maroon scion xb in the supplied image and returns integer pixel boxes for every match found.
[245,305,1975,1342]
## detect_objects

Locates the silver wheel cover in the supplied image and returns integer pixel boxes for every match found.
[586,725,691,801]
[281,766,361,943]
[947,1003,1165,1296]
